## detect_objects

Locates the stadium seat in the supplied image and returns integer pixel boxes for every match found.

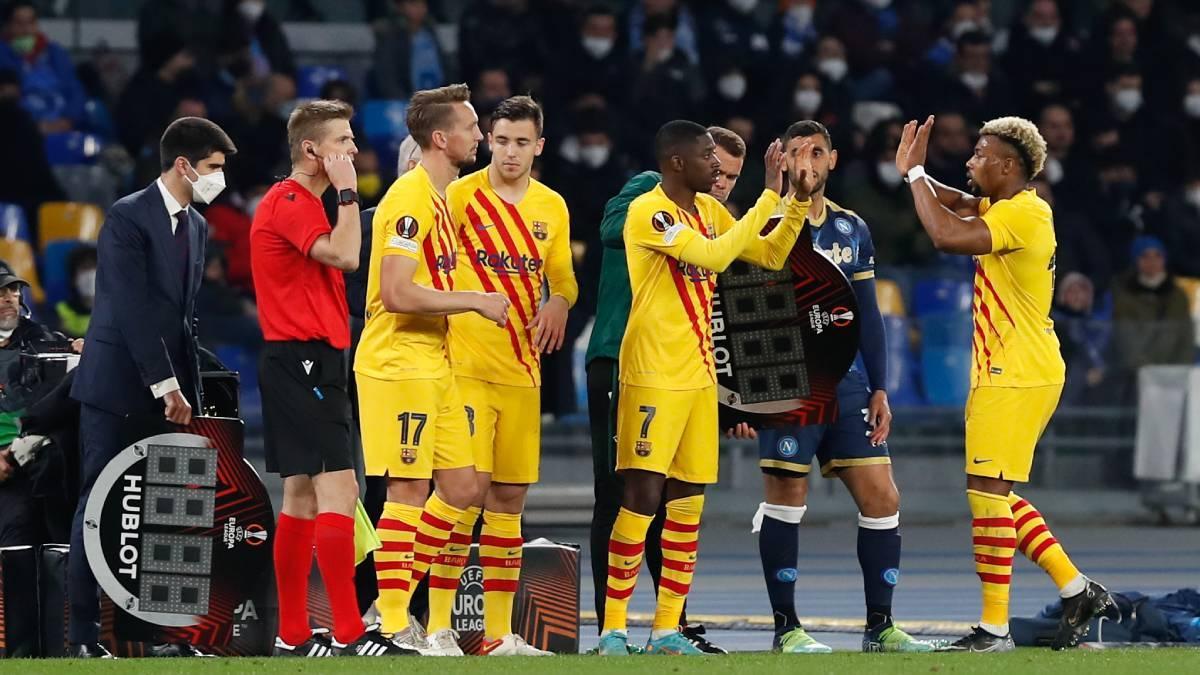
[920,344,972,406]
[0,239,45,303]
[875,278,906,316]
[0,203,30,242]
[920,311,975,348]
[53,165,118,208]
[884,315,923,406]
[297,64,350,99]
[363,99,409,142]
[913,278,973,316]
[41,239,88,307]
[42,131,104,165]
[38,202,104,251]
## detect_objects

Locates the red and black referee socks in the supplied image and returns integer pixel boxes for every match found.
[274,513,316,646]
[315,512,366,645]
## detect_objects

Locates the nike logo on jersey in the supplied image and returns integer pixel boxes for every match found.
[301,360,314,374]
[972,458,992,464]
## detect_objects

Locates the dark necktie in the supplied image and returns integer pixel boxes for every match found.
[174,208,191,295]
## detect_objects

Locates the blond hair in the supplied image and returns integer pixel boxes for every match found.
[287,99,354,163]
[980,116,1047,179]
[406,83,471,150]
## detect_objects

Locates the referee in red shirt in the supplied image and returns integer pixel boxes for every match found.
[251,100,410,657]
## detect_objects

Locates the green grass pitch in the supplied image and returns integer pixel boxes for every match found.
[1,650,1194,674]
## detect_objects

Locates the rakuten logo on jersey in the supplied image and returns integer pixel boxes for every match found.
[476,249,543,275]
[437,251,458,273]
[676,259,712,283]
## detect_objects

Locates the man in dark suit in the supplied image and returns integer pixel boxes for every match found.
[67,116,236,658]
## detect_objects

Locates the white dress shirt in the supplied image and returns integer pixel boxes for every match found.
[148,178,191,399]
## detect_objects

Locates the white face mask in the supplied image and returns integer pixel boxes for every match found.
[1113,88,1142,114]
[1185,93,1200,119]
[185,164,226,205]
[718,73,747,101]
[1029,25,1058,46]
[75,269,96,300]
[951,21,979,40]
[728,0,757,13]
[793,89,822,114]
[876,161,902,188]
[559,135,581,163]
[582,36,614,59]
[1043,156,1063,184]
[817,58,848,82]
[1187,187,1200,210]
[238,0,265,22]
[580,144,611,169]
[961,71,988,91]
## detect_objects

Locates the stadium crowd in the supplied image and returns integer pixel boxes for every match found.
[3,0,1200,412]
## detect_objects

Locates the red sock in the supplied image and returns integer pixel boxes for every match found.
[274,513,315,646]
[315,512,366,645]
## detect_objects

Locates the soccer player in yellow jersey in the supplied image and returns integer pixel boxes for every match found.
[419,96,576,657]
[353,84,511,654]
[897,115,1116,652]
[596,120,817,656]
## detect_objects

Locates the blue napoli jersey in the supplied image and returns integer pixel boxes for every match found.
[806,197,876,283]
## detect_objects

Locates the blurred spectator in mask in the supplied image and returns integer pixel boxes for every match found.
[843,118,931,267]
[0,68,64,222]
[1110,235,1194,403]
[0,1,86,133]
[628,11,704,166]
[370,0,447,99]
[196,246,261,354]
[1090,150,1144,275]
[1087,66,1168,199]
[55,244,96,339]
[924,110,973,191]
[114,40,200,158]
[318,79,383,207]
[771,0,818,62]
[1052,271,1109,406]
[218,0,295,79]
[1162,174,1200,279]
[1003,0,1083,115]
[1037,102,1096,210]
[697,0,771,88]
[627,0,699,65]
[923,1,991,70]
[1177,75,1200,174]
[710,63,753,125]
[548,5,628,109]
[932,30,1011,126]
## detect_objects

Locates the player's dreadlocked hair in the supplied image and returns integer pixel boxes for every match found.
[980,116,1047,180]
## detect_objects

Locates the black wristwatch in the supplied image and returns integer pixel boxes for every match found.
[337,188,358,206]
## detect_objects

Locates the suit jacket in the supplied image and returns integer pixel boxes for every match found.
[70,182,205,416]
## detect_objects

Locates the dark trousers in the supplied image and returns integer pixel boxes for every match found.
[586,358,677,629]
[67,403,126,644]
[0,472,70,547]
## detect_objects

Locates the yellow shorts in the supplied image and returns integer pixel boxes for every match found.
[357,372,474,479]
[965,384,1062,483]
[457,375,541,484]
[615,384,718,485]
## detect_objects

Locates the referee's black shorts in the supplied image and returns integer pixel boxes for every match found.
[259,340,354,477]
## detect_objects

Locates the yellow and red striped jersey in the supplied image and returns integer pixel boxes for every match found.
[447,168,578,387]
[354,164,458,381]
[619,185,809,390]
[971,188,1065,388]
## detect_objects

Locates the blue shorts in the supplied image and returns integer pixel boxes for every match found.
[757,369,891,477]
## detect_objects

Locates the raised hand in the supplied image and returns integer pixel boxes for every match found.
[789,137,818,200]
[896,115,935,175]
[764,139,784,195]
[323,153,358,191]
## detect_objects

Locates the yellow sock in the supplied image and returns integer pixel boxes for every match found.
[1008,493,1082,591]
[653,495,703,631]
[411,492,465,588]
[425,506,479,634]
[480,510,523,640]
[375,501,421,633]
[601,508,654,633]
[967,489,1016,629]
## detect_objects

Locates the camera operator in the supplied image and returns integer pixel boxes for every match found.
[0,261,83,546]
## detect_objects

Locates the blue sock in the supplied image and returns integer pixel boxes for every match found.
[857,517,901,628]
[758,514,800,632]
